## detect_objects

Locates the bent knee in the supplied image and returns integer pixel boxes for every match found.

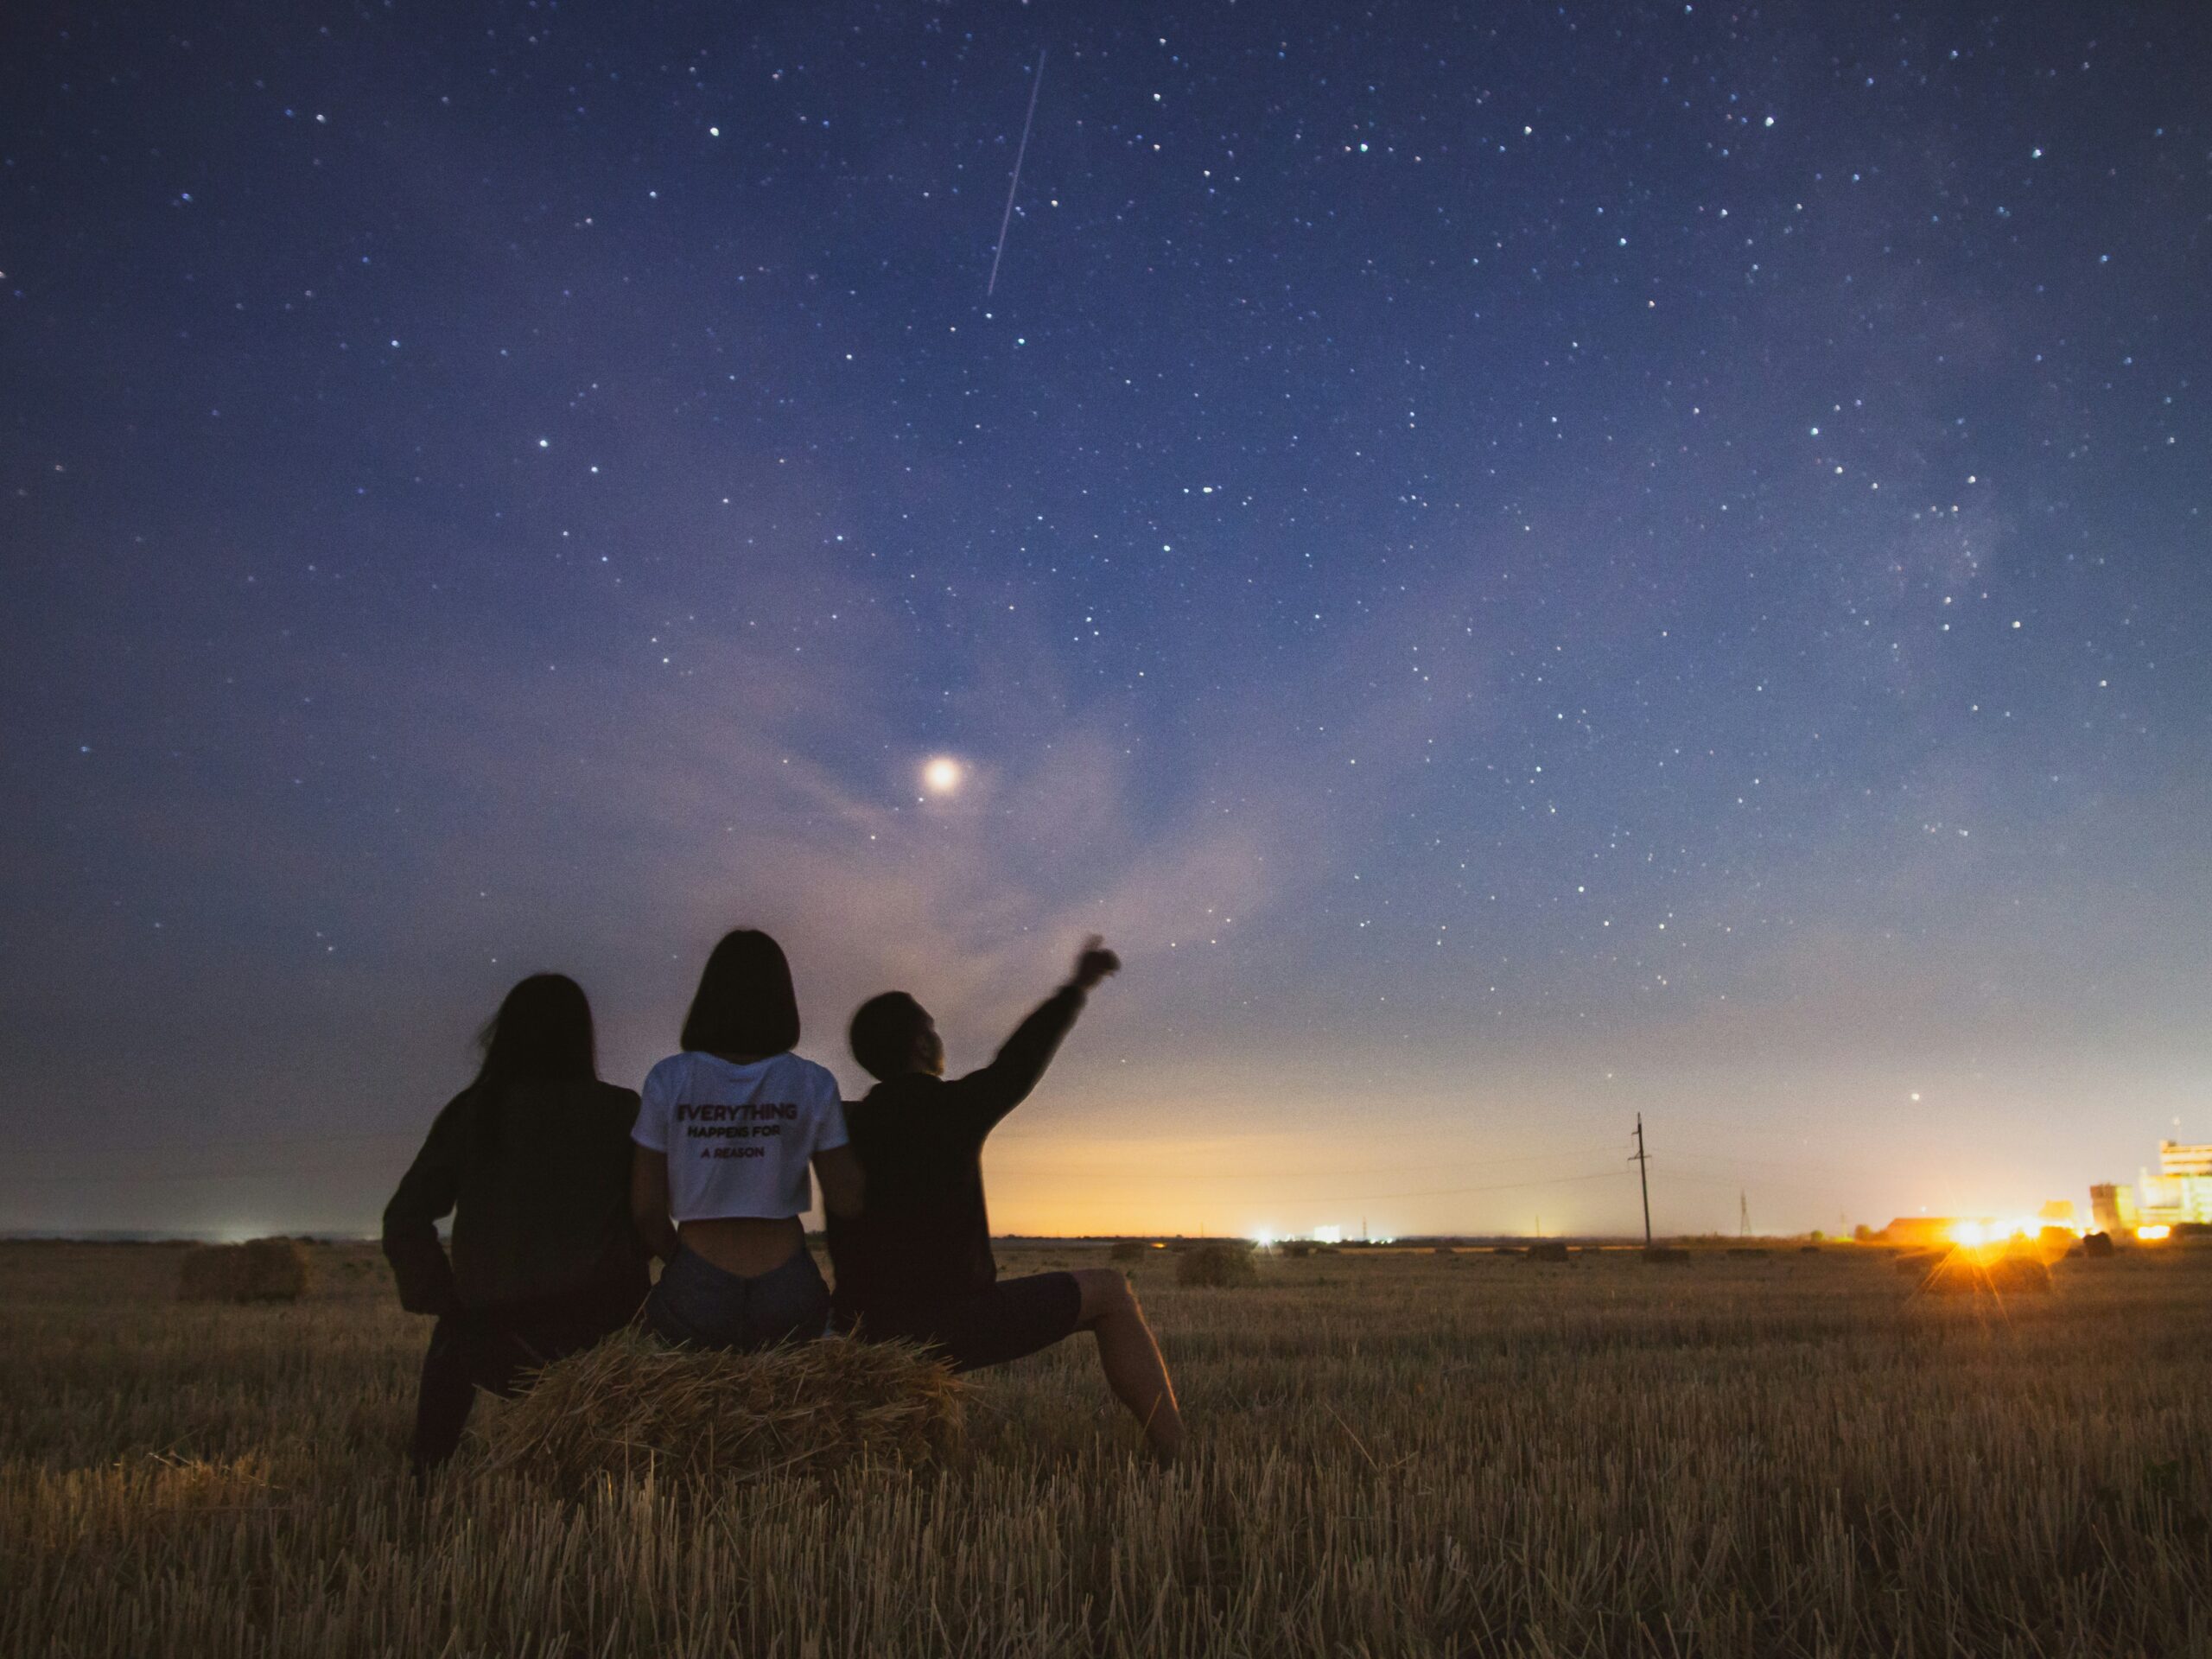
[1071,1267,1136,1321]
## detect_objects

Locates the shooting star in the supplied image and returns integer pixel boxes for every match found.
[986,48,1047,297]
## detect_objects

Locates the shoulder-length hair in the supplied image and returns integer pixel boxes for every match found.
[681,929,801,1058]
[474,973,599,1090]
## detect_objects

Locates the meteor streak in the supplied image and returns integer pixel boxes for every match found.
[987,48,1046,297]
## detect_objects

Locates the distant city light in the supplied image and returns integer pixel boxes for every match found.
[1950,1214,2083,1252]
[1313,1224,1343,1245]
[2137,1224,2171,1242]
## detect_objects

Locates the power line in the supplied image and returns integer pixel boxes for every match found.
[0,1150,417,1190]
[1334,1167,1630,1205]
[1651,1166,1853,1201]
[3,1129,423,1182]
[0,1159,404,1192]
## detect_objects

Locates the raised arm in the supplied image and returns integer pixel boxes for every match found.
[381,1091,474,1316]
[957,938,1121,1131]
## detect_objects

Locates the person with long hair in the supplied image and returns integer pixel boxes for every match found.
[383,973,647,1471]
[630,929,863,1348]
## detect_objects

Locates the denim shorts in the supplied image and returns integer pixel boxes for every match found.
[646,1245,830,1351]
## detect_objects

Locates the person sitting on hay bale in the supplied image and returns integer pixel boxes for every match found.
[384,973,650,1471]
[629,930,865,1351]
[831,938,1185,1463]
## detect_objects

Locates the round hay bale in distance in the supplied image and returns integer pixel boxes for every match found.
[1174,1242,1258,1287]
[176,1238,309,1304]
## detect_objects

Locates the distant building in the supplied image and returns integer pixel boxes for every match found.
[2089,1183,2138,1235]
[2162,1141,2212,1178]
[2133,1141,2212,1227]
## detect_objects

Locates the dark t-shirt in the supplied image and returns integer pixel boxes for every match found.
[829,986,1084,1319]
[384,1077,648,1314]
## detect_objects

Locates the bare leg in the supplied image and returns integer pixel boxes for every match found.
[1071,1268,1185,1462]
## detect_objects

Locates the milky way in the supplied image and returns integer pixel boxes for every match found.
[2,3,2206,1238]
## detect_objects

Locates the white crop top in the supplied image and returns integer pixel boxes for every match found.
[632,1052,849,1223]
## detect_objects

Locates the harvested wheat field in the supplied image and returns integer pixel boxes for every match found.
[3,1239,2209,1657]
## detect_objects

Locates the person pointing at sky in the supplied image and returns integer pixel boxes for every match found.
[830,936,1185,1463]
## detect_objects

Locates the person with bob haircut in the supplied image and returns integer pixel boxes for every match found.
[829,937,1184,1462]
[384,972,648,1471]
[630,928,863,1349]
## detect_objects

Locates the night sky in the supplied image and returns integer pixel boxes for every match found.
[4,3,2207,1241]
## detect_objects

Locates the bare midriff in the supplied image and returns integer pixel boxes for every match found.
[677,1214,804,1279]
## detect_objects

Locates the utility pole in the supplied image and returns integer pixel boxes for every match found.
[1739,1190,1751,1238]
[1633,1113,1654,1249]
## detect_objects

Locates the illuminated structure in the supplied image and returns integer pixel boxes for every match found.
[2089,1183,2138,1235]
[2133,1141,2212,1227]
[1882,1217,1971,1249]
[2088,1141,2212,1233]
[1884,1210,2088,1250]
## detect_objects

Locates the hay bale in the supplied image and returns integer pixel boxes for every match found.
[2080,1230,2116,1259]
[176,1238,309,1304]
[1175,1243,1258,1287]
[481,1331,963,1490]
[1916,1249,2052,1296]
[1524,1241,1570,1263]
[1109,1240,1146,1262]
[1642,1247,1690,1264]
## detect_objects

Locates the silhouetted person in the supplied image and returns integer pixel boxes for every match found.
[830,938,1185,1461]
[630,929,864,1348]
[384,973,647,1471]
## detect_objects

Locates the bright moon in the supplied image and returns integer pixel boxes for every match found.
[921,756,963,796]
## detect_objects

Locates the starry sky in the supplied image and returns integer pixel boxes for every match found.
[3,3,2207,1241]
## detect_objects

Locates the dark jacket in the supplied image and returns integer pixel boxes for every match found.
[383,1077,648,1315]
[829,985,1084,1318]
